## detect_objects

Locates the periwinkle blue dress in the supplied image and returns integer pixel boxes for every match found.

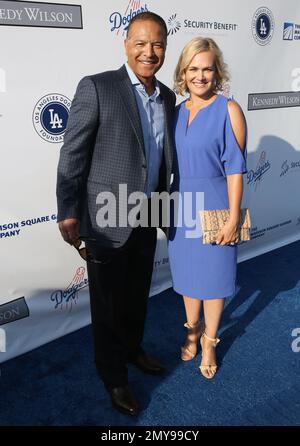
[168,94,247,299]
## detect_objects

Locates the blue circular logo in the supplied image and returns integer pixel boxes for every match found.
[33,94,71,143]
[255,13,271,40]
[252,7,274,46]
[41,102,69,135]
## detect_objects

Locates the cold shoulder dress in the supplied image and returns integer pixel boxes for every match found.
[168,95,247,299]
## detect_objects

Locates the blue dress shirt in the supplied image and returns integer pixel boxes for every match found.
[125,63,165,197]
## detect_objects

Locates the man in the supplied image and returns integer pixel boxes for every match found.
[56,12,175,416]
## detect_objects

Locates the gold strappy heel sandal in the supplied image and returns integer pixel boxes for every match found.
[181,320,205,361]
[199,332,220,379]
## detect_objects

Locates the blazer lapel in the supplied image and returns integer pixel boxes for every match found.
[115,65,146,158]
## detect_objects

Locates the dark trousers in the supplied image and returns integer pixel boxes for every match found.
[86,226,157,388]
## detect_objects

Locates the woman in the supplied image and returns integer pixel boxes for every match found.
[168,37,247,379]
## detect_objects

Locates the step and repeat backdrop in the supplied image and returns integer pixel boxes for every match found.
[1,0,300,361]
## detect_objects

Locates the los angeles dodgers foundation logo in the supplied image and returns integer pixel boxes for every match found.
[252,7,275,46]
[33,93,71,143]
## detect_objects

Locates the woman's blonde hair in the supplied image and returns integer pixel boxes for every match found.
[174,37,229,95]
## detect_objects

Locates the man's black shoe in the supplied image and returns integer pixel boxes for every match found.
[107,385,139,416]
[131,353,165,375]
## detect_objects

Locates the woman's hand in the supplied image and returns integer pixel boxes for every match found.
[216,221,239,246]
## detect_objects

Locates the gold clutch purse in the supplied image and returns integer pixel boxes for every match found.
[199,208,251,244]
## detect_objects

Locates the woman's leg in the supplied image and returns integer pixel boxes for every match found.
[181,296,202,360]
[201,298,225,378]
[183,296,202,325]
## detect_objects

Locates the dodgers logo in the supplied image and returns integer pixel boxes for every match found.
[33,93,71,143]
[252,7,274,46]
[109,0,149,35]
[50,267,88,312]
[247,150,271,191]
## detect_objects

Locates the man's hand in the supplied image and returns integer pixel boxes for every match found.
[58,218,80,245]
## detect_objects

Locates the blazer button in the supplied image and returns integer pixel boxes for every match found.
[142,163,147,168]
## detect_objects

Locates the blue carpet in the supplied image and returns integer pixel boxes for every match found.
[1,241,300,426]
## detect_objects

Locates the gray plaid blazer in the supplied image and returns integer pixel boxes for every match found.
[56,65,176,248]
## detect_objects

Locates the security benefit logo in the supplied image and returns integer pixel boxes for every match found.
[166,12,237,37]
[252,7,274,46]
[167,14,181,35]
[33,94,71,143]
